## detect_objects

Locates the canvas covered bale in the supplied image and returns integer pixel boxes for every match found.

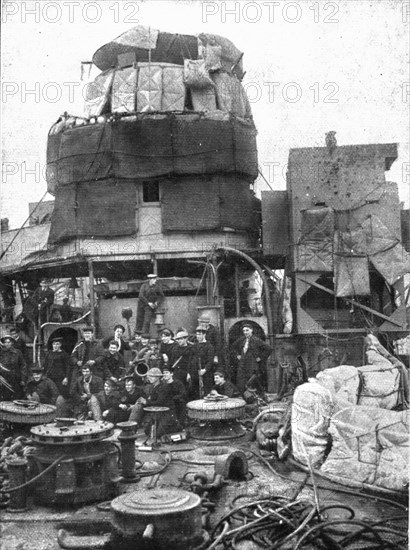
[191,87,217,111]
[162,65,185,111]
[211,72,250,118]
[291,380,334,467]
[320,407,409,491]
[137,63,163,112]
[111,66,137,113]
[198,33,244,79]
[183,59,214,89]
[83,70,114,118]
[316,365,360,408]
[357,362,401,409]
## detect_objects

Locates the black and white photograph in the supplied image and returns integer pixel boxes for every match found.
[1,1,409,548]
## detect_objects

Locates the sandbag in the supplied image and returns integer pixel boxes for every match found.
[321,407,409,491]
[291,381,334,467]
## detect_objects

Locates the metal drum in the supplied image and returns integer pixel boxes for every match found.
[110,488,203,549]
[0,400,56,425]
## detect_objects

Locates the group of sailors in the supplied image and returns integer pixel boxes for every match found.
[0,315,272,437]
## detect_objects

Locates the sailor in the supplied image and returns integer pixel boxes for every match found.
[44,336,71,397]
[70,325,100,395]
[71,326,100,368]
[9,326,31,368]
[31,278,55,327]
[164,329,193,390]
[209,370,240,398]
[99,379,121,424]
[131,329,144,353]
[0,334,27,400]
[136,274,164,333]
[118,374,146,423]
[132,368,179,437]
[57,363,103,420]
[190,326,214,398]
[197,315,221,366]
[162,365,187,426]
[231,322,272,393]
[102,324,130,357]
[159,328,176,368]
[26,366,59,405]
[94,340,126,383]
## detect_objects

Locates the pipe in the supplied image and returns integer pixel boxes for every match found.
[88,260,95,330]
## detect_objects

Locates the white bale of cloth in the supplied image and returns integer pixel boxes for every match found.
[316,365,360,410]
[191,88,217,111]
[162,66,185,111]
[321,407,409,491]
[112,67,137,113]
[137,63,163,112]
[291,380,334,467]
[357,362,401,409]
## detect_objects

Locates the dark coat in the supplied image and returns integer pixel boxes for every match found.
[72,374,104,399]
[26,376,59,405]
[0,347,27,400]
[71,340,101,366]
[231,336,272,392]
[167,344,194,387]
[212,380,240,398]
[101,337,130,357]
[138,282,164,308]
[190,341,215,396]
[94,351,126,380]
[44,350,71,394]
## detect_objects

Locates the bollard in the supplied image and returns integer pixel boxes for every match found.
[6,457,28,512]
[117,421,140,482]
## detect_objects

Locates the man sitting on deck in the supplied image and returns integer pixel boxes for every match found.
[26,366,59,405]
[208,371,240,399]
[57,364,103,420]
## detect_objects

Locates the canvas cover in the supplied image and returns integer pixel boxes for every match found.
[93,28,244,79]
[320,407,409,491]
[161,176,253,232]
[137,64,163,112]
[48,180,137,244]
[357,363,401,409]
[83,70,114,118]
[291,381,334,467]
[191,87,217,111]
[46,114,258,193]
[334,255,370,296]
[112,67,137,113]
[162,66,185,111]
[295,207,334,271]
[212,72,250,117]
[93,29,198,71]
